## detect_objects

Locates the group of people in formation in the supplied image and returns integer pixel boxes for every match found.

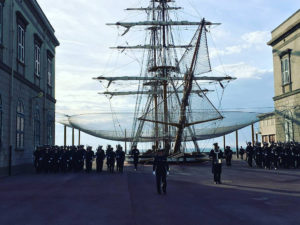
[209,141,300,184]
[240,142,300,170]
[33,144,133,174]
[33,143,170,195]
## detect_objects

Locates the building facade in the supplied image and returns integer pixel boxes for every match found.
[260,10,300,143]
[0,0,59,175]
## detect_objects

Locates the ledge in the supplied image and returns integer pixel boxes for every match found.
[273,88,300,101]
[0,61,56,104]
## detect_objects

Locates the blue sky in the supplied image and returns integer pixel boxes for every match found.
[37,0,299,150]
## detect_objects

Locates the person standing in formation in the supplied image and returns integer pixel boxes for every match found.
[246,142,254,167]
[209,143,224,184]
[116,145,125,173]
[85,146,95,173]
[224,146,233,167]
[96,146,105,172]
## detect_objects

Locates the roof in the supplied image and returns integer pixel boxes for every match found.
[267,9,300,46]
[25,0,60,47]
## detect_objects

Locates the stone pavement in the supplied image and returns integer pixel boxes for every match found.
[0,160,300,225]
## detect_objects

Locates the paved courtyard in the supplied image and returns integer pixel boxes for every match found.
[0,160,300,225]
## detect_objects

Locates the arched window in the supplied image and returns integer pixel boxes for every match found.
[0,94,2,147]
[34,105,40,147]
[16,100,25,149]
[47,113,53,145]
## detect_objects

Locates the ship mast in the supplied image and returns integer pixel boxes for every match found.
[95,0,234,153]
[161,0,169,151]
[152,0,159,150]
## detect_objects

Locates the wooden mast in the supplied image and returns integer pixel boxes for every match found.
[161,0,169,150]
[173,19,206,154]
[152,0,159,150]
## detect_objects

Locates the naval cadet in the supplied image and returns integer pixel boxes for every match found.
[224,146,233,166]
[108,147,116,173]
[33,146,43,173]
[246,142,254,167]
[85,146,95,173]
[209,143,223,184]
[131,145,140,171]
[96,146,105,172]
[153,149,169,194]
[116,145,125,173]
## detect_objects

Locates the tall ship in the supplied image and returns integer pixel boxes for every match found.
[60,0,259,157]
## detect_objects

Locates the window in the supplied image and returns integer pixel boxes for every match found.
[269,134,275,143]
[0,95,2,148]
[285,118,293,142]
[262,135,268,143]
[47,57,52,86]
[17,25,25,63]
[0,3,3,45]
[281,56,290,86]
[47,115,53,145]
[34,44,41,76]
[16,100,25,149]
[34,105,40,148]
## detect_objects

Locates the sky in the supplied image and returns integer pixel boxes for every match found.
[37,0,300,151]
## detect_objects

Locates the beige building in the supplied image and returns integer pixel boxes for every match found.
[260,9,300,143]
[258,113,276,143]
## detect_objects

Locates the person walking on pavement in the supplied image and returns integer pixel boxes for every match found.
[131,145,140,171]
[153,149,169,195]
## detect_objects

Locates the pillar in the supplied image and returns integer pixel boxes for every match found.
[72,128,75,146]
[78,129,81,146]
[125,129,127,154]
[236,130,239,158]
[64,125,67,147]
[223,135,226,150]
[251,124,255,145]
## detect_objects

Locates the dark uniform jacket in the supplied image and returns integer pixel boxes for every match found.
[153,155,169,175]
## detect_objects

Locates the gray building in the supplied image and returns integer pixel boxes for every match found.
[0,0,59,175]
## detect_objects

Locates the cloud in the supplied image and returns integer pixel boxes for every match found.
[214,62,272,79]
[242,31,270,45]
[210,30,271,58]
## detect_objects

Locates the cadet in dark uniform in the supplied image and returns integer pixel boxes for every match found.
[263,143,271,170]
[78,146,86,172]
[153,149,169,194]
[33,146,43,173]
[108,148,116,173]
[85,146,95,173]
[224,146,233,166]
[131,145,140,171]
[53,147,60,173]
[246,142,254,167]
[255,142,263,168]
[116,145,125,173]
[295,143,300,168]
[239,146,245,160]
[96,146,105,172]
[106,145,112,172]
[209,143,223,184]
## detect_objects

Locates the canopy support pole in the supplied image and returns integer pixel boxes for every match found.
[236,130,239,159]
[251,124,255,145]
[125,129,127,154]
[72,128,75,147]
[78,130,81,146]
[64,125,67,147]
[223,135,226,150]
